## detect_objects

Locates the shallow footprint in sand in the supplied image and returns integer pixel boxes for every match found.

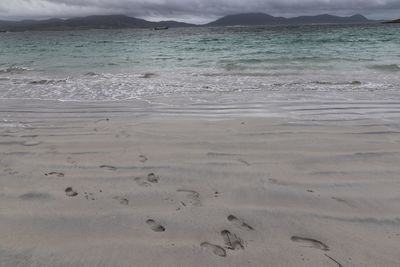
[237,158,251,166]
[139,154,148,163]
[227,215,254,231]
[84,192,96,200]
[134,177,151,187]
[45,172,64,177]
[221,230,244,250]
[65,187,78,197]
[4,167,18,175]
[113,196,129,205]
[200,242,227,257]
[147,173,159,183]
[23,141,41,147]
[146,219,166,232]
[177,189,201,207]
[291,236,329,251]
[135,173,159,186]
[99,165,117,171]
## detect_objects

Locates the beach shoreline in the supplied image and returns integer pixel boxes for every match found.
[0,99,399,266]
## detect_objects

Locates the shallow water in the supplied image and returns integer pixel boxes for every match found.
[0,24,399,119]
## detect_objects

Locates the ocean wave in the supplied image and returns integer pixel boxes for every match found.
[0,66,398,104]
[201,71,299,77]
[313,81,362,85]
[223,63,247,71]
[0,67,32,74]
[139,73,158,78]
[369,64,400,72]
[85,72,103,76]
[29,79,67,85]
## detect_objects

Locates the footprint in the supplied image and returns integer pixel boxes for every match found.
[45,172,64,177]
[221,230,244,250]
[66,157,77,165]
[23,141,41,147]
[291,236,329,251]
[94,118,110,123]
[134,177,151,187]
[200,242,226,257]
[116,130,130,138]
[65,187,78,197]
[135,173,159,186]
[331,197,353,207]
[99,165,117,171]
[146,219,166,232]
[177,189,201,207]
[268,178,288,186]
[4,167,18,175]
[147,173,159,183]
[119,198,129,205]
[84,192,96,200]
[227,215,254,231]
[113,196,129,205]
[139,155,148,163]
[237,159,250,166]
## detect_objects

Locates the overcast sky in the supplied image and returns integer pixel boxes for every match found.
[0,0,399,23]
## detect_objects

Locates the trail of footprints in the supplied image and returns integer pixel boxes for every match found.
[56,154,335,262]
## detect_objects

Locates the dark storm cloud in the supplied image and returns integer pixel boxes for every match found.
[1,0,399,23]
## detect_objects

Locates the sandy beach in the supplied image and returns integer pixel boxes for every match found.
[0,99,399,266]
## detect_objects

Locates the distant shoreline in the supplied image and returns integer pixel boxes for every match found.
[0,13,385,32]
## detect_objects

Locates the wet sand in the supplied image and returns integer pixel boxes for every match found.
[0,100,400,266]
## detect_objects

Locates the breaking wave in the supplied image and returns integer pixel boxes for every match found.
[369,64,400,72]
[0,67,32,74]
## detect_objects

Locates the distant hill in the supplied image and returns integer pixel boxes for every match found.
[206,13,287,26]
[206,13,373,26]
[0,13,377,32]
[0,15,195,32]
[384,19,400,23]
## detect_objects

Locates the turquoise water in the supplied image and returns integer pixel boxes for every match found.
[0,24,399,118]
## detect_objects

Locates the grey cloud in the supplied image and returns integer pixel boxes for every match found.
[0,0,399,22]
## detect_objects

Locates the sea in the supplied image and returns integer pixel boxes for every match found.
[0,23,400,120]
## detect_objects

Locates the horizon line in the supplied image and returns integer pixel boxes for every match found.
[0,12,393,25]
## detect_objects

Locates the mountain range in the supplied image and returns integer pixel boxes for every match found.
[0,15,194,31]
[206,13,372,26]
[0,13,381,32]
